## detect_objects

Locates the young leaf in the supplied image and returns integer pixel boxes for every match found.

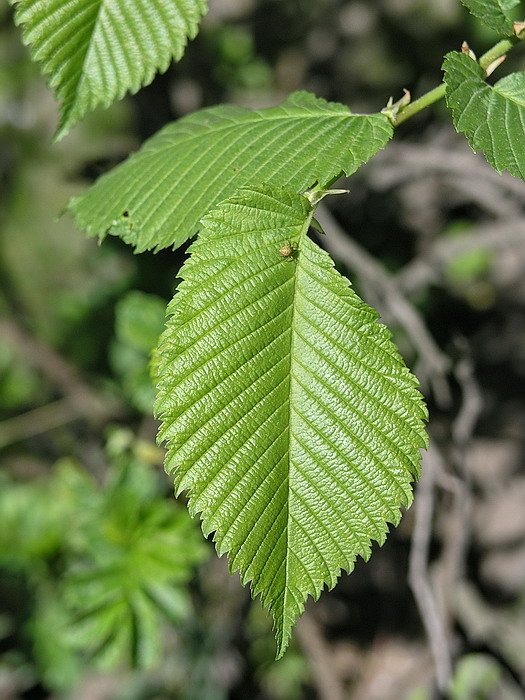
[444,51,525,181]
[459,0,520,35]
[68,92,393,252]
[62,453,208,669]
[155,183,428,657]
[63,508,201,669]
[10,0,208,140]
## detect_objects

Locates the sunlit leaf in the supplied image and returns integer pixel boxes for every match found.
[444,51,525,181]
[10,0,207,139]
[156,183,427,656]
[69,92,393,252]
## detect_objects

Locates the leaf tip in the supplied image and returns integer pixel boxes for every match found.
[52,111,75,143]
[274,627,292,660]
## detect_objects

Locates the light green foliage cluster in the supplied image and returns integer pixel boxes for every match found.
[0,431,207,687]
[8,0,525,659]
[110,290,167,411]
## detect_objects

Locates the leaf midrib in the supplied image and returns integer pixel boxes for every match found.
[145,109,378,154]
[279,202,316,655]
[64,0,105,115]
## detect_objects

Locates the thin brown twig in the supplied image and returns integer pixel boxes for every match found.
[296,611,347,700]
[371,143,525,200]
[0,398,77,449]
[315,204,451,407]
[408,444,453,692]
[1,319,102,409]
[435,347,482,615]
[409,348,482,694]
[0,318,125,447]
[397,220,525,295]
[452,348,484,449]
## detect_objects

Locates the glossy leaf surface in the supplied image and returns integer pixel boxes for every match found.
[444,51,525,181]
[10,0,207,139]
[69,92,393,251]
[155,183,427,656]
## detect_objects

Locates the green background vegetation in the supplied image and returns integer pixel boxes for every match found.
[1,1,525,698]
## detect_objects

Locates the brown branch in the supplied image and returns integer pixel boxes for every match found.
[397,220,525,295]
[408,444,453,692]
[0,318,125,446]
[409,347,482,693]
[454,581,525,684]
[435,347,481,613]
[296,611,347,700]
[371,142,525,201]
[0,399,77,449]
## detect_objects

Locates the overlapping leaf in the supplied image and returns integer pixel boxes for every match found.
[459,0,520,35]
[444,51,525,181]
[68,92,393,252]
[10,0,207,140]
[155,183,427,656]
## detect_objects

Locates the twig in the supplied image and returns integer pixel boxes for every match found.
[435,346,482,611]
[409,347,482,694]
[398,220,525,295]
[296,611,346,700]
[389,35,522,126]
[371,143,525,200]
[446,176,522,219]
[315,204,451,407]
[454,581,525,684]
[1,319,101,409]
[0,318,125,447]
[452,348,483,449]
[408,444,453,692]
[0,399,79,449]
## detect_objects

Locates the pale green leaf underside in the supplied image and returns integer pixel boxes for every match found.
[68,91,393,252]
[444,51,525,181]
[460,0,520,34]
[10,0,207,140]
[155,183,427,657]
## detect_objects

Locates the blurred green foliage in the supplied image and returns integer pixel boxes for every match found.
[110,291,166,412]
[0,344,42,409]
[0,428,208,691]
[442,223,494,309]
[449,654,503,700]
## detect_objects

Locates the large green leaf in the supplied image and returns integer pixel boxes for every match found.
[10,0,207,140]
[155,183,427,657]
[68,92,393,252]
[444,51,525,181]
[459,0,520,35]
